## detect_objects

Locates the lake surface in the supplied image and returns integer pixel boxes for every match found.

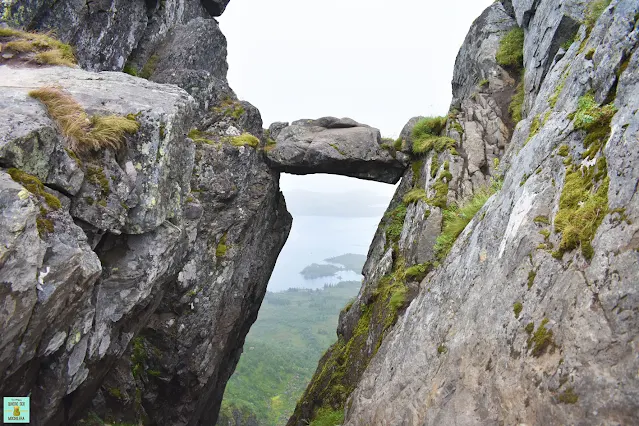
[267,215,382,292]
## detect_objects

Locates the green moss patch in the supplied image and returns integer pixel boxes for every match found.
[509,81,525,123]
[216,233,228,258]
[552,95,614,260]
[496,27,524,68]
[213,96,246,119]
[230,133,260,148]
[411,117,456,155]
[403,188,428,204]
[310,407,344,426]
[527,318,554,357]
[404,262,432,282]
[557,387,579,404]
[384,203,407,245]
[553,163,609,260]
[139,54,159,79]
[527,270,536,289]
[513,302,523,318]
[585,0,611,34]
[433,186,494,261]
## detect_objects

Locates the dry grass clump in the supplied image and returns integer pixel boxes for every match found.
[29,87,139,152]
[0,27,76,67]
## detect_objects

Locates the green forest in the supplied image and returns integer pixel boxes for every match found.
[219,280,361,425]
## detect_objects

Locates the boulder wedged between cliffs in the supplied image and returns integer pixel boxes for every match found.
[266,117,409,184]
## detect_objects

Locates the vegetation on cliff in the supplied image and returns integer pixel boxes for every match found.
[220,281,361,425]
[0,27,76,66]
[29,87,139,152]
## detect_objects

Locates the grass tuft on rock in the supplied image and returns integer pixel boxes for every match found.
[434,186,494,260]
[496,27,524,69]
[0,27,76,67]
[403,188,428,204]
[29,87,139,152]
[411,117,456,155]
[527,318,554,356]
[309,407,344,426]
[585,0,612,34]
[509,81,525,123]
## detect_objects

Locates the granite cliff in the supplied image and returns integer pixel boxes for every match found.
[0,0,637,425]
[289,0,639,425]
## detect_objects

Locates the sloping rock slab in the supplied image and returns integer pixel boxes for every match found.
[266,117,408,183]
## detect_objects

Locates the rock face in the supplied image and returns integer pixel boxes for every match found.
[0,60,292,425]
[2,0,638,426]
[266,117,409,184]
[290,0,639,425]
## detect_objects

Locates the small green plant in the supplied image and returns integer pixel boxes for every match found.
[479,79,489,88]
[496,27,524,68]
[533,216,550,225]
[139,54,159,79]
[394,137,403,151]
[434,186,495,260]
[585,0,612,34]
[404,263,432,282]
[573,93,617,160]
[188,128,215,145]
[437,345,448,354]
[527,270,536,289]
[549,75,567,108]
[122,63,138,76]
[411,117,456,155]
[389,286,407,312]
[527,318,554,356]
[527,114,541,143]
[216,234,228,258]
[130,337,146,379]
[557,387,579,404]
[107,388,124,400]
[310,407,344,426]
[557,145,570,157]
[230,133,260,148]
[384,203,407,244]
[509,81,525,123]
[411,160,423,183]
[513,302,523,318]
[403,188,428,204]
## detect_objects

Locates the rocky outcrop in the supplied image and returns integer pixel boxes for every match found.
[266,117,408,184]
[2,0,638,425]
[0,60,291,425]
[290,0,639,425]
[0,0,221,71]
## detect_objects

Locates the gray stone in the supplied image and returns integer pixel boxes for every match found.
[341,1,639,424]
[0,66,197,234]
[268,121,290,140]
[267,117,408,183]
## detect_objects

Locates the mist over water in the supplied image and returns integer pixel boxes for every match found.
[267,174,396,292]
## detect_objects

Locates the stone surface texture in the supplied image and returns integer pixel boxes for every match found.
[266,117,409,184]
[343,1,639,425]
[289,1,639,425]
[1,0,639,425]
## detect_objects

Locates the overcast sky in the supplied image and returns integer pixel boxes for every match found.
[219,0,493,196]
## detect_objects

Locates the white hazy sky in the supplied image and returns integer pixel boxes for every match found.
[219,0,493,196]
